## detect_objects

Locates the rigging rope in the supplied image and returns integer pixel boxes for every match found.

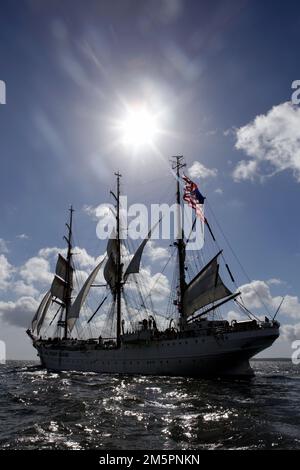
[205,201,271,317]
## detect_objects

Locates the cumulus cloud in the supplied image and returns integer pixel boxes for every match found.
[39,245,97,270]
[73,247,97,269]
[0,296,39,328]
[13,280,39,297]
[277,296,300,319]
[226,310,243,323]
[0,254,14,290]
[233,102,300,182]
[239,279,300,319]
[239,280,273,310]
[281,323,300,342]
[38,246,63,259]
[83,203,115,221]
[145,269,170,300]
[19,256,52,286]
[126,265,170,303]
[145,241,169,262]
[188,161,218,179]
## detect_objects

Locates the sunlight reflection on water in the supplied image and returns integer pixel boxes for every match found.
[0,360,299,449]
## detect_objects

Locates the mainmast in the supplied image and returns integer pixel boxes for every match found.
[63,206,74,339]
[115,172,122,348]
[171,156,187,328]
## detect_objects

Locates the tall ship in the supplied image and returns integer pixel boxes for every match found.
[27,157,280,376]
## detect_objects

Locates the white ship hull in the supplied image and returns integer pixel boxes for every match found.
[34,325,279,377]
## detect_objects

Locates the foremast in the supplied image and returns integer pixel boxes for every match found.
[171,156,187,330]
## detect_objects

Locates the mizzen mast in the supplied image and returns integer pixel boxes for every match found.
[113,172,122,347]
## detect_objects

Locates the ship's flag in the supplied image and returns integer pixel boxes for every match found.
[182,175,205,221]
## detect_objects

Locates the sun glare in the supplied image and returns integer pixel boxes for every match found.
[120,106,159,149]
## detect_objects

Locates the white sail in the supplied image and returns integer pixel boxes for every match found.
[67,257,106,331]
[36,294,52,335]
[124,219,160,280]
[183,252,232,317]
[32,290,51,332]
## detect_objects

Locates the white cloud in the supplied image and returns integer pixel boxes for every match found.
[39,245,97,270]
[147,270,170,300]
[0,245,105,329]
[145,241,169,262]
[14,280,39,297]
[226,310,243,323]
[126,265,170,302]
[233,102,300,182]
[188,161,218,179]
[239,279,300,319]
[0,238,9,254]
[239,280,271,310]
[214,188,223,195]
[38,246,63,259]
[16,233,29,240]
[281,322,300,342]
[0,254,14,290]
[0,296,39,328]
[83,203,115,220]
[276,295,300,319]
[82,204,99,220]
[73,247,97,269]
[19,256,52,286]
[267,278,284,286]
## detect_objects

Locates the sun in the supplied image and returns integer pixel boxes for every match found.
[120,106,159,149]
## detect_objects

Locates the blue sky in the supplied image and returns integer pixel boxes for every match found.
[0,0,300,359]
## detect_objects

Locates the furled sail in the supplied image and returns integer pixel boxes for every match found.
[124,219,160,280]
[67,256,106,331]
[31,290,51,332]
[183,251,232,317]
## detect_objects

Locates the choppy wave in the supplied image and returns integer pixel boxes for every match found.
[0,360,299,449]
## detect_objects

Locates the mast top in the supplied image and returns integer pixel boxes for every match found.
[171,155,186,172]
